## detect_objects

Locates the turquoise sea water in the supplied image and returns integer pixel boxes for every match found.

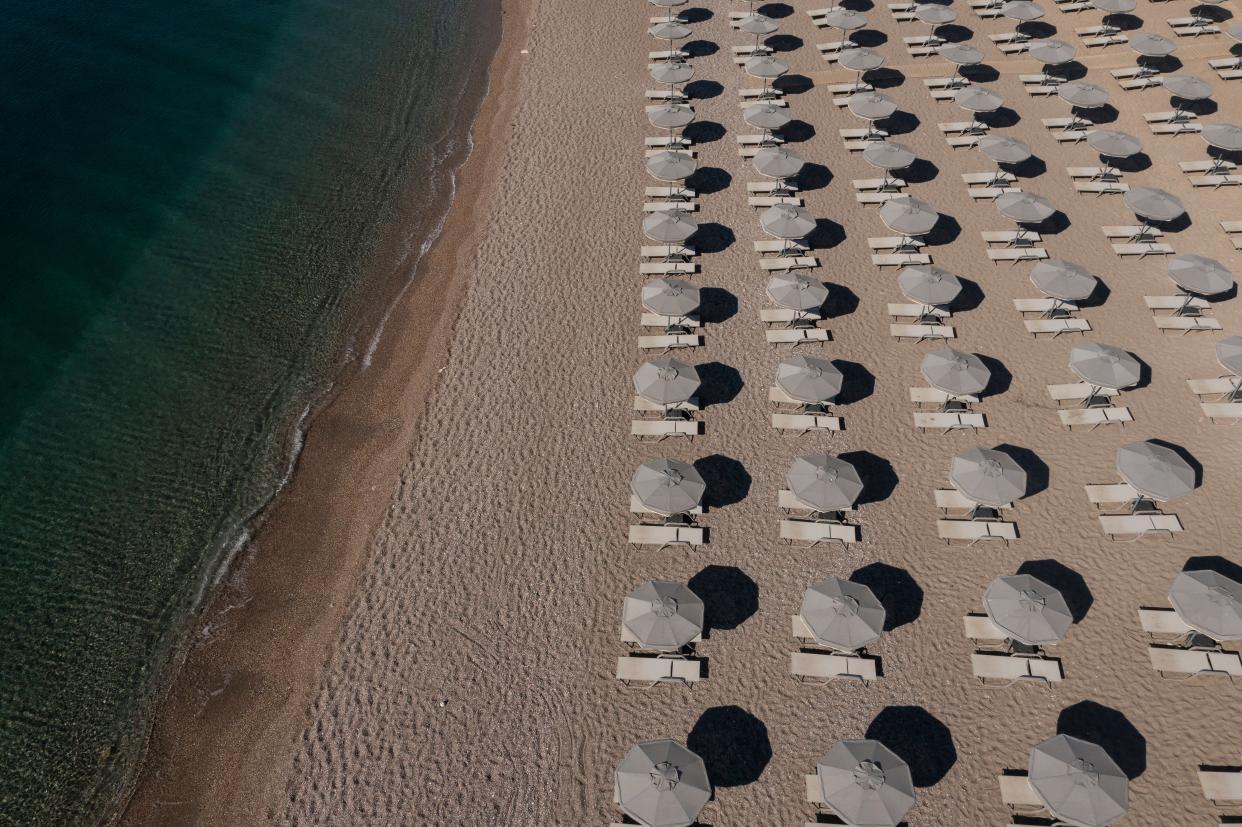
[0,0,496,821]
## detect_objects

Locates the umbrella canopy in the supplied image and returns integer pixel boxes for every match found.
[916,3,957,24]
[1057,81,1109,108]
[1129,32,1176,57]
[767,272,829,311]
[938,43,983,65]
[648,104,695,130]
[1030,38,1077,65]
[997,191,1055,223]
[985,574,1074,645]
[634,358,701,406]
[955,84,1004,113]
[898,264,962,306]
[643,209,699,243]
[848,91,898,120]
[1115,440,1195,502]
[650,0,687,6]
[623,580,705,650]
[1170,570,1242,641]
[950,447,1027,506]
[921,347,990,396]
[1167,254,1234,296]
[1086,129,1142,158]
[1217,336,1242,376]
[817,740,916,827]
[761,204,816,239]
[752,146,805,179]
[1229,21,1242,41]
[737,12,778,35]
[616,740,711,827]
[650,21,692,40]
[1069,343,1141,389]
[642,278,700,318]
[1031,259,1098,301]
[744,102,792,130]
[631,459,707,515]
[823,8,868,29]
[978,134,1033,164]
[1163,73,1212,101]
[1203,122,1242,152]
[1092,0,1135,12]
[745,54,789,79]
[787,453,864,511]
[1003,0,1045,21]
[801,577,886,651]
[840,47,886,72]
[1124,186,1184,222]
[776,356,844,402]
[880,197,938,235]
[862,141,916,171]
[1029,735,1128,827]
[650,61,694,85]
[646,150,697,182]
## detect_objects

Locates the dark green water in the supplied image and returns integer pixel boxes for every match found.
[0,0,496,821]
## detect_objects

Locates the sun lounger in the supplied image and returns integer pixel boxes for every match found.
[644,148,696,158]
[1213,64,1242,80]
[780,518,859,546]
[968,186,1021,200]
[749,181,800,194]
[644,135,692,149]
[1155,316,1222,334]
[1147,295,1212,313]
[642,201,698,213]
[633,398,699,416]
[1083,33,1129,47]
[1169,21,1220,36]
[640,262,698,275]
[1191,174,1242,188]
[1149,645,1242,679]
[869,236,926,251]
[1058,406,1133,430]
[759,256,819,271]
[940,121,987,135]
[972,652,1064,686]
[913,388,981,407]
[1075,181,1130,195]
[790,651,879,684]
[645,89,688,101]
[1084,482,1140,509]
[965,612,1009,644]
[772,413,843,434]
[1104,224,1163,241]
[762,308,823,326]
[749,195,803,207]
[630,495,702,517]
[1026,318,1092,337]
[1048,383,1119,405]
[1202,402,1242,422]
[1221,220,1242,246]
[888,303,950,320]
[1114,243,1174,258]
[999,772,1046,812]
[925,76,969,90]
[914,411,987,433]
[616,655,702,687]
[1138,606,1194,640]
[628,523,705,550]
[780,490,856,515]
[644,188,696,201]
[639,334,702,352]
[891,323,954,341]
[1119,76,1165,91]
[631,419,702,441]
[1099,513,1184,540]
[938,519,1017,545]
[640,313,700,330]
[989,248,1049,263]
[767,328,831,347]
[1151,122,1203,136]
[806,773,828,806]
[840,127,889,140]
[754,239,811,255]
[964,171,1019,187]
[873,253,932,267]
[1187,377,1239,398]
[983,230,1042,246]
[936,488,1012,514]
[737,133,784,146]
[1199,768,1242,805]
[640,244,695,259]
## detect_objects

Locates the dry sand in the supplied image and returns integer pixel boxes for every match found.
[127,0,1242,823]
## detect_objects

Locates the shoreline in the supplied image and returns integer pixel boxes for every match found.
[115,0,531,820]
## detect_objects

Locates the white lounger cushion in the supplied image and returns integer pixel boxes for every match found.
[1138,606,1194,637]
[938,519,1017,544]
[616,656,701,686]
[1098,514,1184,539]
[772,413,843,432]
[628,524,705,548]
[914,411,987,431]
[1149,645,1242,678]
[780,519,858,545]
[1058,406,1132,429]
[972,652,1064,684]
[964,612,1008,642]
[790,651,878,683]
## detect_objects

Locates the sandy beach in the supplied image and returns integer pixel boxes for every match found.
[123,0,1242,823]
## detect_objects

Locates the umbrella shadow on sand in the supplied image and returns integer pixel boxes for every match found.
[688,706,773,788]
[680,7,713,23]
[686,167,731,195]
[850,562,923,629]
[688,565,758,634]
[1007,154,1048,180]
[765,34,804,53]
[1183,555,1242,581]
[924,213,962,247]
[837,451,897,505]
[694,454,751,508]
[993,444,1049,498]
[774,73,814,95]
[692,222,735,254]
[823,284,860,319]
[683,121,726,144]
[684,79,723,100]
[1016,559,1093,623]
[936,24,974,44]
[806,218,846,250]
[1146,440,1203,488]
[975,354,1012,397]
[694,362,744,407]
[831,360,875,404]
[865,707,957,786]
[951,277,985,313]
[1056,701,1146,779]
[757,3,794,19]
[797,162,833,191]
[779,119,816,143]
[901,159,939,185]
[697,287,737,324]
[682,39,718,58]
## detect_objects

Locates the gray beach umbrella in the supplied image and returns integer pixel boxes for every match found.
[801,577,886,651]
[616,740,711,827]
[1124,187,1184,222]
[1069,343,1141,390]
[1203,122,1242,152]
[840,47,885,72]
[915,3,957,24]
[767,272,829,311]
[1168,254,1234,296]
[1030,39,1077,65]
[744,102,792,131]
[1086,129,1142,159]
[643,209,699,243]
[1163,74,1212,101]
[955,84,1004,112]
[623,580,705,650]
[1217,336,1242,376]
[898,265,963,306]
[950,447,1027,506]
[1130,32,1176,57]
[817,740,916,827]
[1170,570,1242,641]
[642,278,700,318]
[1092,0,1136,12]
[848,91,898,120]
[745,54,789,79]
[648,104,695,130]
[761,204,816,239]
[632,459,706,515]
[978,135,1033,164]
[1029,735,1128,827]
[1031,259,1097,301]
[646,151,697,182]
[650,61,695,85]
[921,348,990,396]
[984,574,1074,645]
[862,141,916,171]
[787,453,864,512]
[997,191,1055,223]
[880,197,938,236]
[650,0,688,7]
[1057,81,1109,109]
[1003,0,1045,20]
[738,12,779,35]
[634,358,701,406]
[753,146,805,179]
[939,43,984,65]
[777,356,844,402]
[823,8,868,30]
[650,21,692,40]
[1115,440,1195,502]
[1229,21,1242,41]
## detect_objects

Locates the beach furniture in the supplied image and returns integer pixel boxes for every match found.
[1168,17,1220,37]
[631,419,701,441]
[639,313,699,330]
[640,262,697,276]
[937,488,1012,516]
[869,236,926,252]
[1149,644,1242,679]
[790,650,879,684]
[1098,513,1184,540]
[767,328,831,347]
[888,303,950,321]
[780,489,856,515]
[639,333,701,352]
[761,308,823,326]
[748,194,802,206]
[640,244,695,260]
[642,201,698,213]
[1138,606,1195,641]
[999,771,1047,812]
[754,239,811,255]
[630,494,703,517]
[749,181,801,194]
[779,518,859,547]
[759,256,820,271]
[1026,318,1091,337]
[971,652,1064,685]
[1014,298,1082,315]
[1199,767,1242,805]
[911,388,980,408]
[616,655,701,688]
[890,323,955,341]
[1219,220,1242,248]
[627,524,705,550]
[1084,481,1140,509]
[1203,402,1242,422]
[1187,378,1241,398]
[1154,315,1222,334]
[1058,406,1133,430]
[965,612,1009,645]
[938,519,1017,545]
[1047,383,1119,406]
[633,397,699,414]
[872,253,932,267]
[914,411,987,433]
[772,412,843,434]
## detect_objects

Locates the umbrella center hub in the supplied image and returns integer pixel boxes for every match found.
[1019,589,1047,612]
[853,760,886,790]
[653,596,680,618]
[1070,758,1099,788]
[1209,585,1238,608]
[650,761,681,791]
[832,595,861,616]
[808,366,823,378]
[980,459,1003,477]
[818,468,840,482]
[954,357,969,371]
[657,367,679,382]
[664,470,684,486]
